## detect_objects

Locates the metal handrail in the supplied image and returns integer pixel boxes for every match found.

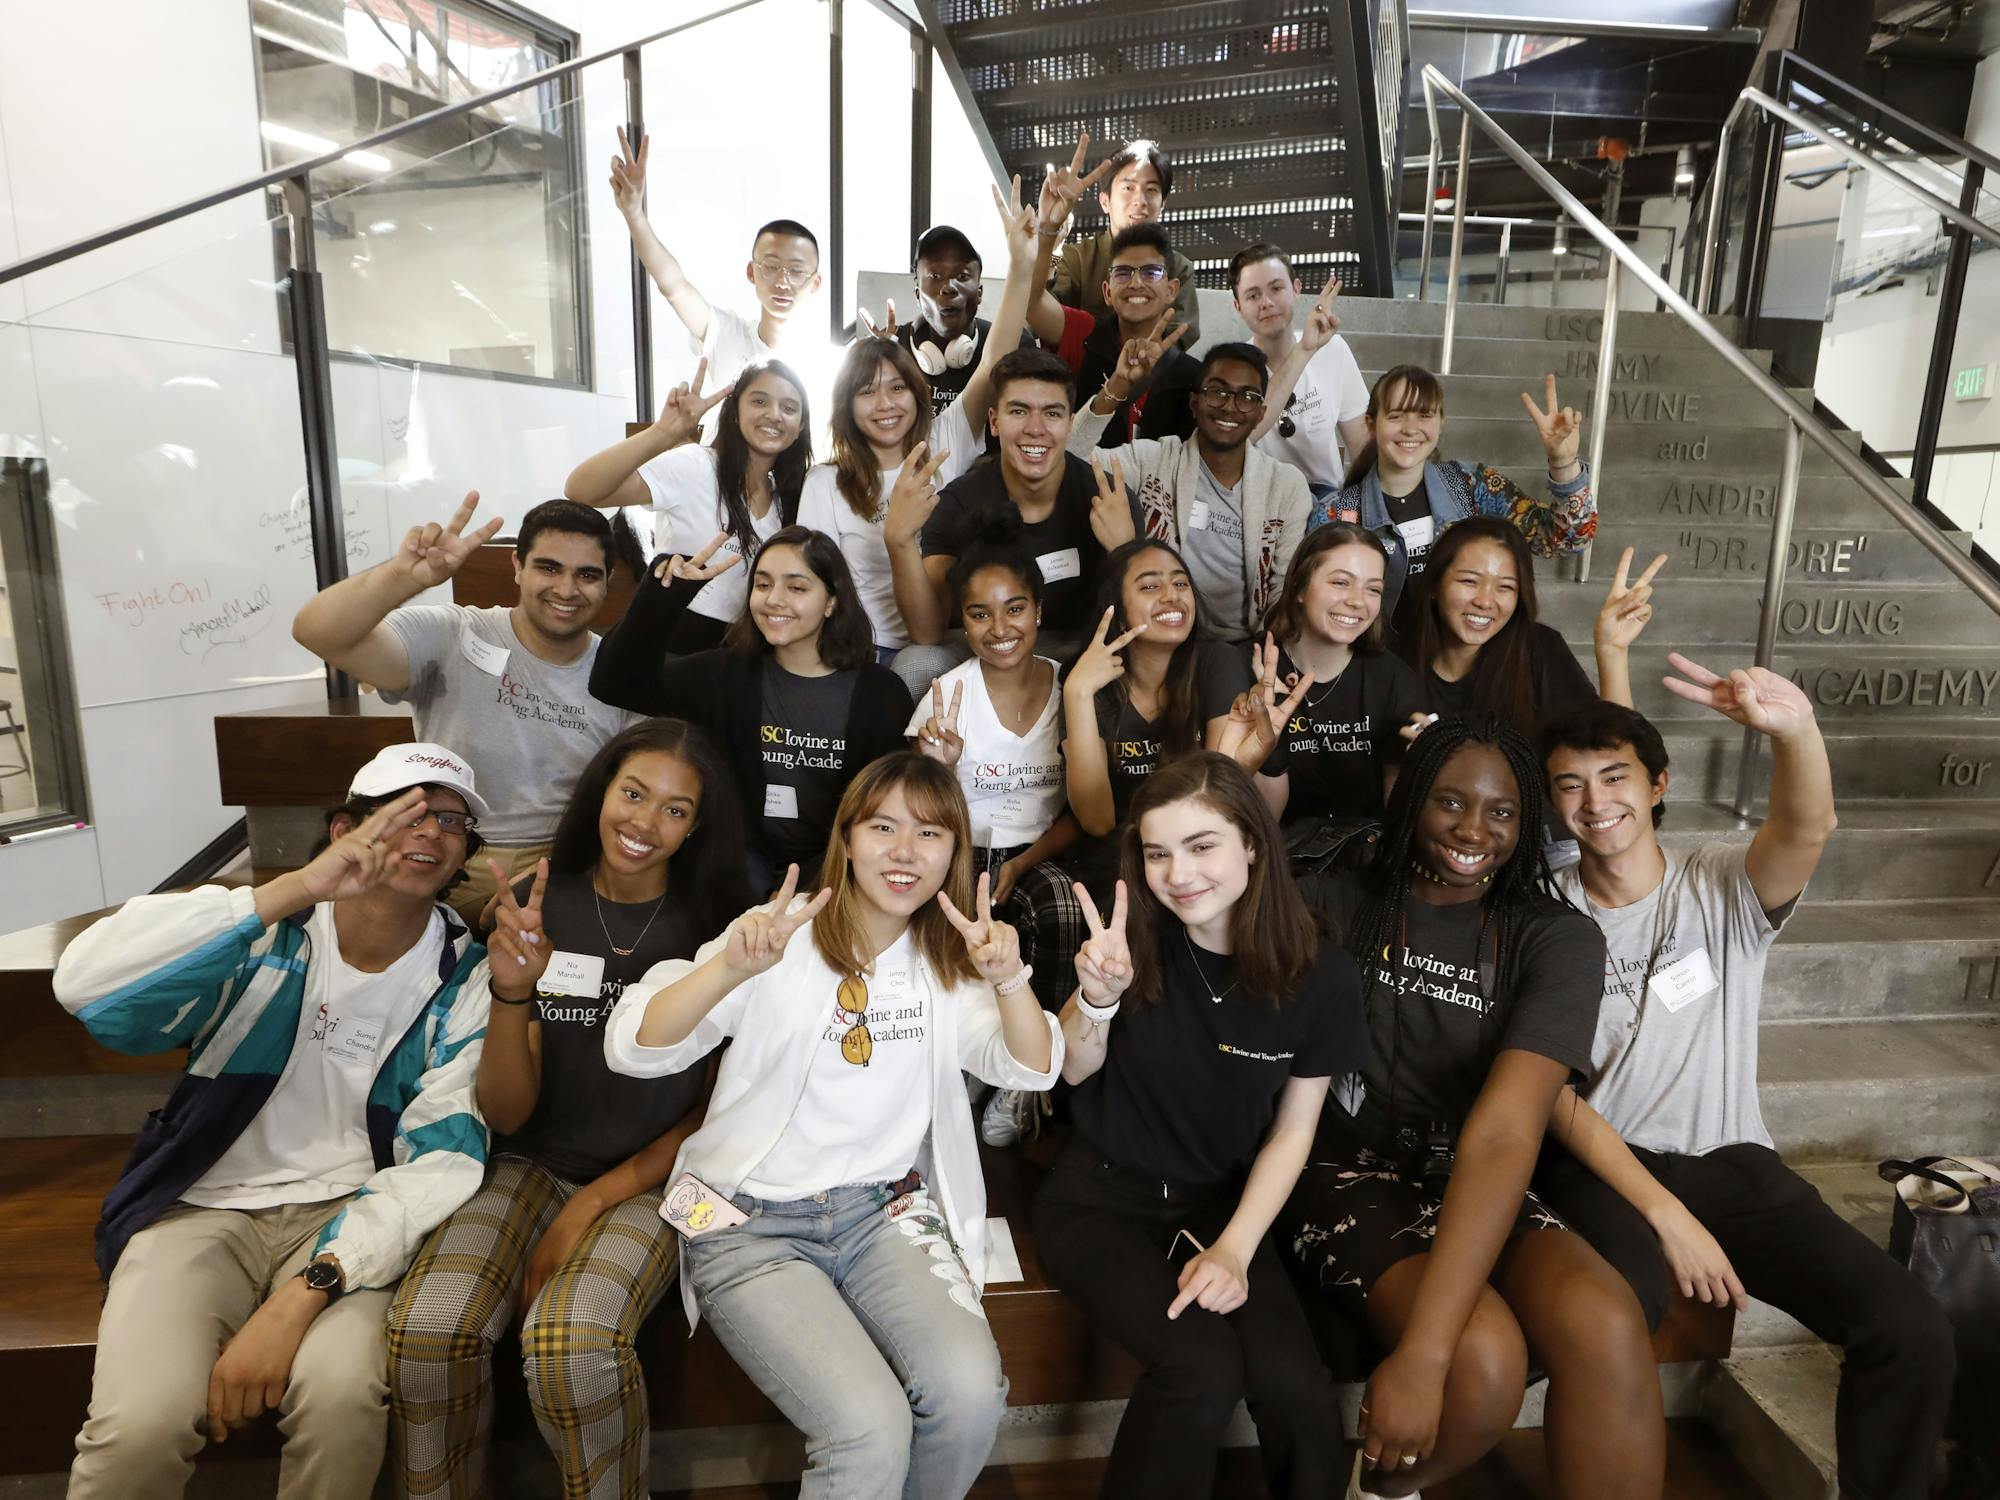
[1779,49,2000,182]
[0,0,766,288]
[1416,62,2000,814]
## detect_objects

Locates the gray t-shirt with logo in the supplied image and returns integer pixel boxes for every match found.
[1555,842,1794,1156]
[380,605,636,846]
[1181,463,1250,640]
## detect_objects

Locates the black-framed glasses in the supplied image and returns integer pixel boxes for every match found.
[1199,383,1266,411]
[1107,263,1168,285]
[412,809,478,834]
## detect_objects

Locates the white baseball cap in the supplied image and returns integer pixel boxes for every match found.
[347,742,490,818]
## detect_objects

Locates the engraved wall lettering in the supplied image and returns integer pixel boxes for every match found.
[1559,349,1662,381]
[1791,667,2000,709]
[1940,751,1994,788]
[1986,852,2000,888]
[1657,435,1711,461]
[1965,955,2000,1007]
[1660,480,1775,518]
[1609,389,1703,422]
[1778,596,1903,637]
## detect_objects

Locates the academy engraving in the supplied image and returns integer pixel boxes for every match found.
[1791,667,1998,708]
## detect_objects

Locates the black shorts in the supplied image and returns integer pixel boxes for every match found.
[1286,1145,1569,1306]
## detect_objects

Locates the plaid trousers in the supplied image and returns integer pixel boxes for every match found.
[387,1154,679,1499]
[976,848,1088,1012]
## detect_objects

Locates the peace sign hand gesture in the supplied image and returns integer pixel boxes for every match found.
[651,531,743,587]
[296,788,430,905]
[938,872,1024,987]
[651,357,733,449]
[1661,652,1817,741]
[1595,547,1666,654]
[883,441,954,547]
[916,678,966,765]
[1073,880,1133,1007]
[992,174,1036,266]
[1217,633,1317,769]
[610,126,648,217]
[488,858,551,1000]
[857,301,900,342]
[1088,454,1138,550]
[1299,278,1344,354]
[394,491,504,590]
[1039,130,1112,230]
[1112,309,1187,393]
[723,864,833,978]
[1067,606,1147,698]
[1521,374,1583,473]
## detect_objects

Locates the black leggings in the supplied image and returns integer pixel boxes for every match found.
[1031,1144,1342,1500]
[1540,1141,1954,1500]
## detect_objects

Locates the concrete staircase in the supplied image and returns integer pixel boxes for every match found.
[1328,293,2000,1497]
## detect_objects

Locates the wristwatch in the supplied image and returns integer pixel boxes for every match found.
[299,1257,346,1303]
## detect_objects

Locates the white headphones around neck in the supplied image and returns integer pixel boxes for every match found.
[912,333,977,376]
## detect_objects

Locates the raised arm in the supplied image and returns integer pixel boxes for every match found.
[1592,548,1666,708]
[1252,279,1342,442]
[611,128,712,345]
[1030,136,1110,346]
[1062,610,1145,836]
[475,861,552,1134]
[588,539,740,715]
[882,443,957,646]
[565,360,732,510]
[291,491,500,692]
[630,868,831,1050]
[1073,309,1187,442]
[1470,375,1595,557]
[953,177,1040,431]
[1057,880,1131,1083]
[1662,652,1834,910]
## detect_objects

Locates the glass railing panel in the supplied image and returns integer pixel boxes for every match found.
[1783,84,2000,229]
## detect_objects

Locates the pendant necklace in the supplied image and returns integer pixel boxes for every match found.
[1181,928,1241,1005]
[595,884,668,958]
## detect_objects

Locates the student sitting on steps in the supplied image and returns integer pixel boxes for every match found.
[602,753,1063,1500]
[54,743,493,1500]
[1537,668,1955,1500]
[387,719,752,1500]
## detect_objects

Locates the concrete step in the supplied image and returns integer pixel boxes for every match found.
[1660,720,2000,804]
[1326,296,1746,348]
[1338,332,1774,383]
[1390,373,1798,429]
[1703,1345,1843,1500]
[1435,417,1864,475]
[1655,803,2000,906]
[1560,642,2000,725]
[1537,576,2000,648]
[1766,900,2000,1022]
[1586,518,1973,586]
[1759,1015,2000,1162]
[1625,470,1918,531]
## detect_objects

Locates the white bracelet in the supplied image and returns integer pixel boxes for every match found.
[993,965,1034,997]
[1074,992,1121,1024]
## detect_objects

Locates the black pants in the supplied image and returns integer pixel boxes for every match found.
[1031,1144,1342,1500]
[1540,1141,1955,1500]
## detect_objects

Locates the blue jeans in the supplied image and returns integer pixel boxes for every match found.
[684,1180,1007,1500]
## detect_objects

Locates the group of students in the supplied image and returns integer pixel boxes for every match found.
[46,126,1962,1500]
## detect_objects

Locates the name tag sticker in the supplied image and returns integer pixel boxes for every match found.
[763,784,800,820]
[660,1172,750,1239]
[1188,499,1212,531]
[540,950,605,999]
[1036,547,1081,584]
[1649,949,1718,1013]
[458,631,510,676]
[326,1018,382,1066]
[1394,515,1436,552]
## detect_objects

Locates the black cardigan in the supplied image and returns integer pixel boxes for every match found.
[589,569,913,872]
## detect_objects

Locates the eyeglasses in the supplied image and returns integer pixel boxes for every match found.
[1107,263,1168,285]
[836,975,874,1066]
[752,258,814,286]
[412,809,478,834]
[1278,390,1299,439]
[1198,383,1266,411]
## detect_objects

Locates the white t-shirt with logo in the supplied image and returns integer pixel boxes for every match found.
[184,905,444,1210]
[699,306,841,445]
[636,444,784,624]
[739,931,933,1199]
[903,656,1065,848]
[796,401,978,652]
[1255,335,1370,489]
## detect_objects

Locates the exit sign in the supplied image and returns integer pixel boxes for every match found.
[1954,364,1992,401]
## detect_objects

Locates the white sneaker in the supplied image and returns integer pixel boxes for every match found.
[1345,1448,1420,1500]
[979,1087,1045,1147]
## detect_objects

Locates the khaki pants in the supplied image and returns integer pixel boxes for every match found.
[69,1197,395,1500]
[446,840,554,929]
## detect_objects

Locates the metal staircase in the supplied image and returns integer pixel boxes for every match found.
[918,0,1399,291]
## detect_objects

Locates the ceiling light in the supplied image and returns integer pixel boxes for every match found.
[1675,144,1695,185]
[1553,222,1569,256]
[368,220,398,234]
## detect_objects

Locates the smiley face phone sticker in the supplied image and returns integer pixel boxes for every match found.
[659,1172,749,1239]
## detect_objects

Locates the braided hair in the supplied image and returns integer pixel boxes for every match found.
[1342,712,1560,1019]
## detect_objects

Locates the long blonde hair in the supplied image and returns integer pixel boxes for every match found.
[828,340,934,520]
[811,753,978,985]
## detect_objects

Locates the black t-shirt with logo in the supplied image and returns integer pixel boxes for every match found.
[1061,639,1249,894]
[498,869,704,1182]
[919,457,1139,636]
[1414,622,1596,736]
[1305,870,1603,1155]
[1071,931,1373,1190]
[759,665,858,868]
[1262,644,1430,824]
